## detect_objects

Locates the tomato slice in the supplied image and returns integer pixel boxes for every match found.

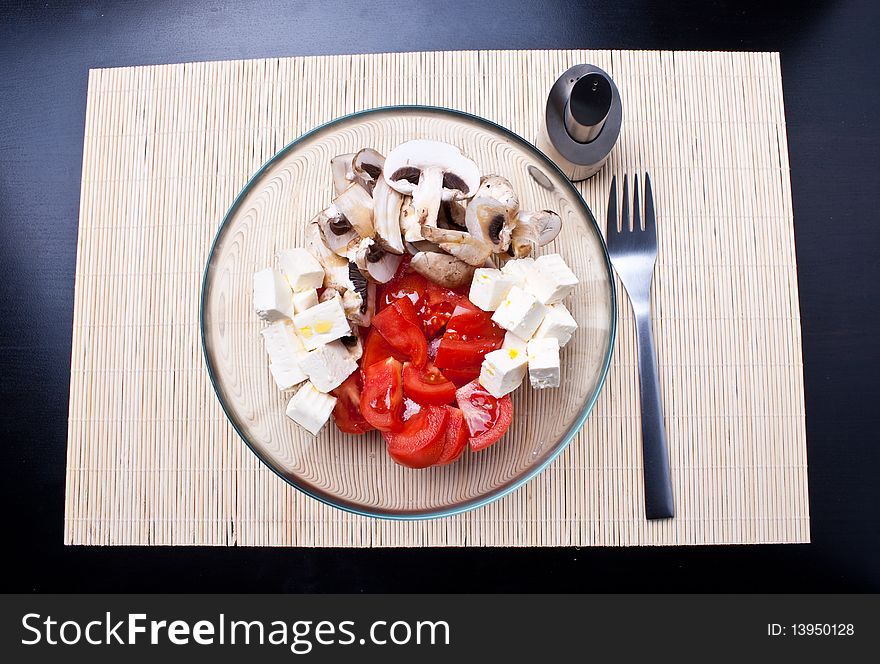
[434,335,503,370]
[437,365,481,388]
[361,327,407,369]
[445,303,505,340]
[436,405,469,465]
[421,282,464,338]
[402,361,456,405]
[381,269,427,311]
[372,297,428,367]
[359,357,405,432]
[455,379,514,451]
[331,372,375,434]
[382,403,449,468]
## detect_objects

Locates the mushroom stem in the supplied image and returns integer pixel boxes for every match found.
[412,166,444,228]
[330,153,356,196]
[371,176,406,254]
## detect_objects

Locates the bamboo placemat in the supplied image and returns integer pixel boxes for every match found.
[65,49,808,546]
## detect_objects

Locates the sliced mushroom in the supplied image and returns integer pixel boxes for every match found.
[477,175,520,214]
[352,148,385,194]
[371,176,405,254]
[405,239,442,256]
[353,238,403,283]
[421,224,492,267]
[333,183,375,239]
[510,210,563,258]
[314,203,361,258]
[305,221,373,326]
[383,140,481,230]
[339,325,364,362]
[465,194,518,253]
[437,200,467,230]
[330,153,356,195]
[411,251,478,288]
[399,200,423,242]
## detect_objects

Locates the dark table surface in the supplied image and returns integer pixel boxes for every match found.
[2,0,878,592]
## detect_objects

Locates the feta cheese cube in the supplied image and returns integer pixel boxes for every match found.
[298,341,358,393]
[479,346,529,398]
[292,288,319,313]
[527,338,561,389]
[253,268,294,321]
[268,358,307,390]
[293,297,350,350]
[501,331,528,353]
[491,286,548,341]
[277,248,325,292]
[261,320,309,363]
[261,321,308,389]
[526,253,579,304]
[532,302,578,347]
[468,268,517,311]
[285,381,337,435]
[500,257,536,289]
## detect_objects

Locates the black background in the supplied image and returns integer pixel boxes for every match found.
[1,0,878,592]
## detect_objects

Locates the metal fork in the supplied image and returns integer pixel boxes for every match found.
[606,174,674,520]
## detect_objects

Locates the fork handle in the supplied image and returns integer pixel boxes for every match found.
[634,306,675,519]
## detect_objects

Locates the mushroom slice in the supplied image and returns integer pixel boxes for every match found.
[333,183,375,239]
[410,251,478,289]
[437,199,467,230]
[405,239,442,256]
[383,140,481,229]
[339,325,364,362]
[353,238,403,284]
[399,200,423,242]
[315,203,361,258]
[465,194,518,253]
[510,210,563,258]
[421,224,492,267]
[305,222,373,326]
[477,175,520,214]
[352,148,385,194]
[330,153,356,195]
[371,176,405,254]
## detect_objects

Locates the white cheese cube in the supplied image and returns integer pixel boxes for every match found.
[268,358,307,390]
[527,338,561,389]
[253,268,295,321]
[526,253,579,304]
[479,346,528,398]
[298,341,358,393]
[277,248,325,292]
[293,297,350,350]
[532,302,579,347]
[501,331,528,353]
[285,381,337,435]
[500,257,536,289]
[491,286,548,341]
[292,288,319,313]
[468,268,517,311]
[261,320,309,365]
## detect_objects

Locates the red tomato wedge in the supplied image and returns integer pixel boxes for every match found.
[359,357,405,432]
[331,372,375,434]
[361,327,407,369]
[436,405,469,465]
[402,361,456,405]
[445,302,505,340]
[455,379,513,451]
[422,282,464,338]
[372,297,428,367]
[381,269,427,311]
[434,336,503,371]
[437,365,482,388]
[382,404,449,468]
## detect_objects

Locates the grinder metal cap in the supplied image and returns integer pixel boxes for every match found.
[536,64,622,182]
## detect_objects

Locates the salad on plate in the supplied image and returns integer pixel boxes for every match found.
[253,139,580,468]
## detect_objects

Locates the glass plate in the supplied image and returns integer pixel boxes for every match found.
[201,106,616,519]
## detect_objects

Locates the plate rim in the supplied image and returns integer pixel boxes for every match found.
[199,104,618,520]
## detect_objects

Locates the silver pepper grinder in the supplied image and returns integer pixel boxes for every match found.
[536,64,622,182]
